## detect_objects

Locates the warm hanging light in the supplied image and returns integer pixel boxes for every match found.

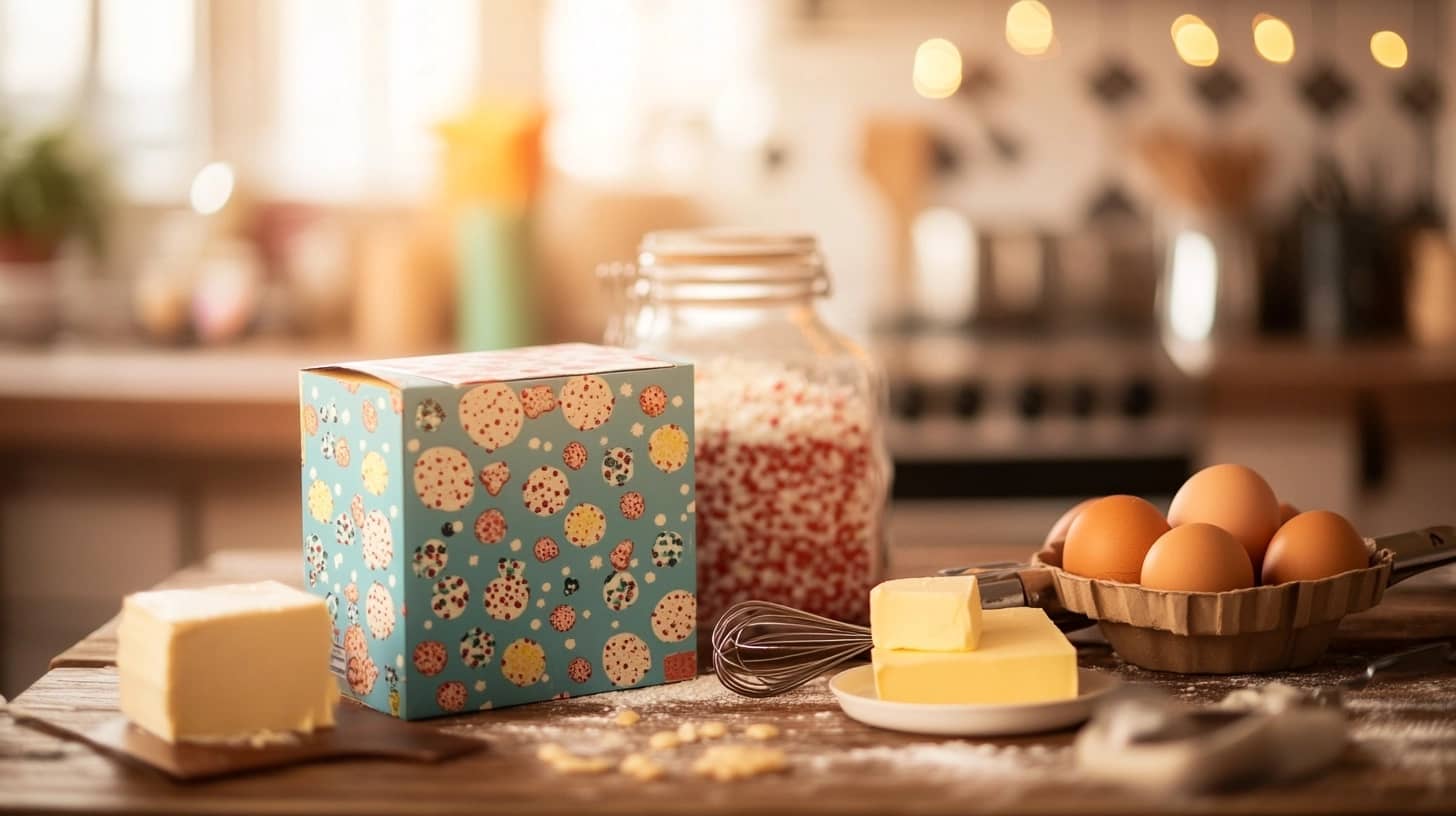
[1005,0,1054,57]
[1252,13,1295,63]
[1370,30,1408,69]
[913,38,962,99]
[1172,15,1219,67]
[1170,14,1203,42]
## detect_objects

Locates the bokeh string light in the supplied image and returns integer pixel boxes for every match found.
[1005,1,1054,57]
[1171,14,1219,68]
[1252,13,1295,64]
[1370,29,1408,69]
[913,37,962,99]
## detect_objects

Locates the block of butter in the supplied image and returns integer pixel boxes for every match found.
[870,575,982,651]
[118,580,340,743]
[871,607,1077,705]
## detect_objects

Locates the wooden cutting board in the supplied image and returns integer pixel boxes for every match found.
[10,693,483,782]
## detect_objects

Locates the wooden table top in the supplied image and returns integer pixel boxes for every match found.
[5,549,1456,815]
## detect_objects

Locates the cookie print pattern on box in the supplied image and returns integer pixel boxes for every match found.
[520,385,557,419]
[602,571,639,612]
[413,641,447,676]
[436,681,467,712]
[335,512,356,549]
[362,510,393,570]
[567,657,592,683]
[602,633,651,686]
[458,383,522,452]
[412,539,447,579]
[458,627,495,668]
[415,398,445,432]
[413,446,474,511]
[307,480,333,522]
[561,375,614,430]
[304,534,327,587]
[366,582,396,639]
[361,399,378,433]
[432,576,469,620]
[473,509,507,545]
[479,461,509,496]
[650,590,696,642]
[361,451,389,495]
[301,347,695,718]
[561,441,588,470]
[651,531,684,567]
[563,503,606,547]
[484,559,530,621]
[521,465,570,516]
[609,540,633,571]
[601,447,634,486]
[647,424,689,473]
[693,358,884,624]
[501,638,546,686]
[548,604,576,632]
[639,385,667,417]
[533,536,560,563]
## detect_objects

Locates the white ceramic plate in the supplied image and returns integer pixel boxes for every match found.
[829,665,1120,737]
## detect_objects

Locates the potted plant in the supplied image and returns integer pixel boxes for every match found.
[0,126,108,341]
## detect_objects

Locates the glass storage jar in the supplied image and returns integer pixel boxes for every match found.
[602,230,890,625]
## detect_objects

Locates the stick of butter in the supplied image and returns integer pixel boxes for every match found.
[117,580,340,743]
[870,576,983,651]
[871,608,1077,705]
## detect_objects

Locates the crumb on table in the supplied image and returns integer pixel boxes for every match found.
[692,745,788,781]
[614,709,641,727]
[743,723,780,741]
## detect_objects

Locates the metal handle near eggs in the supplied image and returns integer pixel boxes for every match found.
[935,561,1095,632]
[1375,525,1456,585]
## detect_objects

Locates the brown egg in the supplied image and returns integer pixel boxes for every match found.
[1168,464,1281,571]
[1141,523,1255,592]
[1262,510,1369,585]
[1064,495,1170,583]
[1278,501,1300,525]
[1045,498,1097,546]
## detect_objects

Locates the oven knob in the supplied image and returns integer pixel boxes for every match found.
[891,382,928,420]
[1070,381,1097,418]
[1016,382,1047,420]
[952,382,984,419]
[1120,379,1156,418]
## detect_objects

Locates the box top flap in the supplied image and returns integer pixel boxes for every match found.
[305,343,676,388]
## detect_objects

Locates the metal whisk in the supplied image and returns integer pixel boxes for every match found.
[711,600,872,698]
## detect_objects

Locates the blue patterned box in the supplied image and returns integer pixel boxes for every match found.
[298,343,697,719]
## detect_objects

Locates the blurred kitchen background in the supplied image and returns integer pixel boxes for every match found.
[2,0,1455,695]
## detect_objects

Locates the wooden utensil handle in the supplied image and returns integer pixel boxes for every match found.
[1376,525,1456,585]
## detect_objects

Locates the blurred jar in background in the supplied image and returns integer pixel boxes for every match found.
[605,230,891,625]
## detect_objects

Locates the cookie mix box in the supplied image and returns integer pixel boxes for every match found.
[298,343,697,719]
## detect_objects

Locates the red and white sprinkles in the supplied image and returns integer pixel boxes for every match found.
[694,360,886,624]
